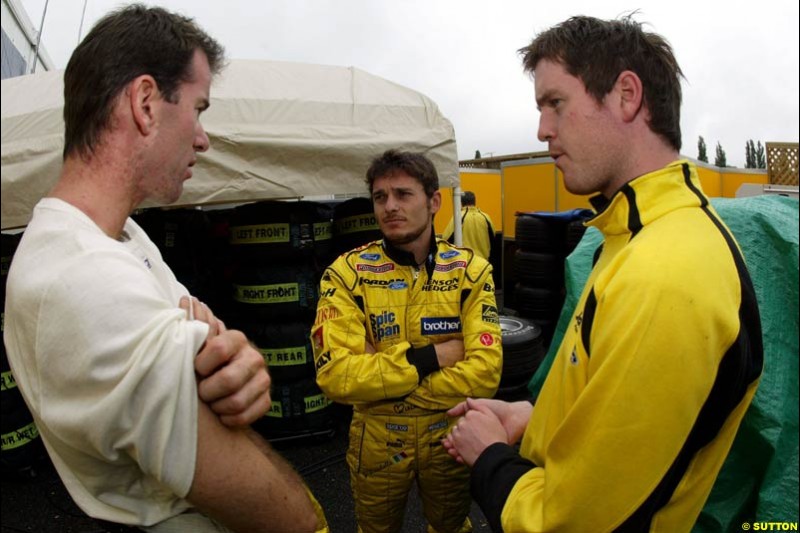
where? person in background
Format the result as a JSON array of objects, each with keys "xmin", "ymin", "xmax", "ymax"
[
  {"xmin": 444, "ymin": 15, "xmax": 762, "ymax": 533},
  {"xmin": 442, "ymin": 191, "xmax": 496, "ymax": 262},
  {"xmin": 311, "ymin": 150, "xmax": 502, "ymax": 533},
  {"xmin": 3, "ymin": 5, "xmax": 325, "ymax": 532}
]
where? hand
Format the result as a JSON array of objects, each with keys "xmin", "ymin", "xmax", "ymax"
[
  {"xmin": 443, "ymin": 401, "xmax": 508, "ymax": 466},
  {"xmin": 434, "ymin": 339, "xmax": 465, "ymax": 368},
  {"xmin": 195, "ymin": 330, "xmax": 271, "ymax": 428},
  {"xmin": 448, "ymin": 397, "xmax": 533, "ymax": 445},
  {"xmin": 180, "ymin": 296, "xmax": 226, "ymax": 342}
]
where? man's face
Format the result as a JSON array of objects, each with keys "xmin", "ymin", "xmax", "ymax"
[
  {"xmin": 534, "ymin": 59, "xmax": 623, "ymax": 198},
  {"xmin": 371, "ymin": 171, "xmax": 440, "ymax": 248},
  {"xmin": 142, "ymin": 49, "xmax": 212, "ymax": 204}
]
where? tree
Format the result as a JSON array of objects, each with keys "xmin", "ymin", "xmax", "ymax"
[
  {"xmin": 697, "ymin": 136, "xmax": 708, "ymax": 163},
  {"xmin": 755, "ymin": 141, "xmax": 766, "ymax": 169},
  {"xmin": 474, "ymin": 150, "xmax": 482, "ymax": 159},
  {"xmin": 715, "ymin": 142, "xmax": 727, "ymax": 167},
  {"xmin": 745, "ymin": 140, "xmax": 755, "ymax": 168}
]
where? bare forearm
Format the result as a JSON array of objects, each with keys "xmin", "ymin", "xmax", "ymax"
[{"xmin": 188, "ymin": 404, "xmax": 319, "ymax": 532}]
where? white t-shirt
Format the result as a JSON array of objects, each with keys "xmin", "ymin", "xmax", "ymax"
[{"xmin": 4, "ymin": 198, "xmax": 209, "ymax": 526}]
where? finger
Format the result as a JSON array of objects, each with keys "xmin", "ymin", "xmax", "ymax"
[
  {"xmin": 446, "ymin": 402, "xmax": 468, "ymax": 417},
  {"xmin": 218, "ymin": 386, "xmax": 272, "ymax": 428},
  {"xmin": 201, "ymin": 361, "xmax": 269, "ymax": 410},
  {"xmin": 194, "ymin": 331, "xmax": 246, "ymax": 377}
]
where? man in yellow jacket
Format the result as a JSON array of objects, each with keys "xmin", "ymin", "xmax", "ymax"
[
  {"xmin": 442, "ymin": 191, "xmax": 496, "ymax": 261},
  {"xmin": 444, "ymin": 15, "xmax": 762, "ymax": 533},
  {"xmin": 311, "ymin": 150, "xmax": 502, "ymax": 532}
]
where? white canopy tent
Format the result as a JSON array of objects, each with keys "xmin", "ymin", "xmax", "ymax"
[{"xmin": 1, "ymin": 59, "xmax": 461, "ymax": 231}]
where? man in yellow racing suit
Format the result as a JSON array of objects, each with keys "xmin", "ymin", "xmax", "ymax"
[{"xmin": 311, "ymin": 150, "xmax": 502, "ymax": 533}]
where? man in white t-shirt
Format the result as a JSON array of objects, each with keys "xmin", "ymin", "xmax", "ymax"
[{"xmin": 3, "ymin": 5, "xmax": 325, "ymax": 532}]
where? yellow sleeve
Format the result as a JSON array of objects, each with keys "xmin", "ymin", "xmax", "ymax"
[{"xmin": 311, "ymin": 264, "xmax": 426, "ymax": 404}]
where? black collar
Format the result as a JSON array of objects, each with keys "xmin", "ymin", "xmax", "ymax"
[{"xmin": 382, "ymin": 228, "xmax": 437, "ymax": 278}]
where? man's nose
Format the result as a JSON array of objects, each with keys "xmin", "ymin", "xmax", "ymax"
[{"xmin": 195, "ymin": 124, "xmax": 210, "ymax": 152}]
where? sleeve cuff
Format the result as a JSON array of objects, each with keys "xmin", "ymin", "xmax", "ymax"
[
  {"xmin": 405, "ymin": 345, "xmax": 439, "ymax": 382},
  {"xmin": 471, "ymin": 442, "xmax": 537, "ymax": 533}
]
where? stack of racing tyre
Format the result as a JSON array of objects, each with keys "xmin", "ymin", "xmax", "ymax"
[
  {"xmin": 495, "ymin": 315, "xmax": 546, "ymax": 401},
  {"xmin": 331, "ymin": 197, "xmax": 381, "ymax": 258},
  {"xmin": 512, "ymin": 211, "xmax": 590, "ymax": 350},
  {"xmin": 225, "ymin": 200, "xmax": 339, "ymax": 441},
  {"xmin": 1, "ymin": 231, "xmax": 46, "ymax": 478}
]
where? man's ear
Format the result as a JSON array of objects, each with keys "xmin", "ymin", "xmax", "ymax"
[
  {"xmin": 129, "ymin": 75, "xmax": 159, "ymax": 135},
  {"xmin": 615, "ymin": 70, "xmax": 645, "ymax": 123},
  {"xmin": 430, "ymin": 190, "xmax": 442, "ymax": 215}
]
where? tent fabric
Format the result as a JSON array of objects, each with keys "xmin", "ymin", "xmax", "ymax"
[
  {"xmin": 1, "ymin": 59, "xmax": 459, "ymax": 229},
  {"xmin": 527, "ymin": 196, "xmax": 799, "ymax": 529}
]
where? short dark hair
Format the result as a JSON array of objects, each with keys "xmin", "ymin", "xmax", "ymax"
[
  {"xmin": 462, "ymin": 191, "xmax": 476, "ymax": 206},
  {"xmin": 365, "ymin": 150, "xmax": 439, "ymax": 198},
  {"xmin": 63, "ymin": 4, "xmax": 225, "ymax": 159},
  {"xmin": 519, "ymin": 15, "xmax": 684, "ymax": 151}
]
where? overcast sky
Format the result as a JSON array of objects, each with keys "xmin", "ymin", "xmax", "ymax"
[{"xmin": 19, "ymin": 0, "xmax": 800, "ymax": 167}]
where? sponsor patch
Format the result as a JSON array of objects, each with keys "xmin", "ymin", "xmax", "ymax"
[
  {"xmin": 420, "ymin": 317, "xmax": 462, "ymax": 335},
  {"xmin": 386, "ymin": 440, "xmax": 404, "ymax": 448},
  {"xmin": 315, "ymin": 306, "xmax": 340, "ymax": 324},
  {"xmin": 427, "ymin": 420, "xmax": 448, "ymax": 432},
  {"xmin": 480, "ymin": 333, "xmax": 494, "ymax": 346},
  {"xmin": 439, "ymin": 250, "xmax": 461, "ymax": 259},
  {"xmin": 369, "ymin": 311, "xmax": 401, "ymax": 342},
  {"xmin": 360, "ymin": 277, "xmax": 405, "ymax": 288},
  {"xmin": 312, "ymin": 327, "xmax": 324, "ymax": 351},
  {"xmin": 434, "ymin": 261, "xmax": 467, "ymax": 272},
  {"xmin": 320, "ymin": 287, "xmax": 336, "ymax": 298},
  {"xmin": 481, "ymin": 304, "xmax": 499, "ymax": 324},
  {"xmin": 483, "ymin": 282, "xmax": 494, "ymax": 292},
  {"xmin": 359, "ymin": 253, "xmax": 381, "ymax": 261},
  {"xmin": 392, "ymin": 403, "xmax": 417, "ymax": 414},
  {"xmin": 422, "ymin": 278, "xmax": 459, "ymax": 292},
  {"xmin": 356, "ymin": 263, "xmax": 395, "ymax": 273},
  {"xmin": 386, "ymin": 423, "xmax": 409, "ymax": 432},
  {"xmin": 315, "ymin": 351, "xmax": 332, "ymax": 371},
  {"xmin": 388, "ymin": 280, "xmax": 408, "ymax": 290}
]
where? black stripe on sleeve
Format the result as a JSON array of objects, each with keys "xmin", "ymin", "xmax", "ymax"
[{"xmin": 471, "ymin": 442, "xmax": 537, "ymax": 533}]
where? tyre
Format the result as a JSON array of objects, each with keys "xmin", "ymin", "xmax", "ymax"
[
  {"xmin": 513, "ymin": 250, "xmax": 563, "ymax": 287},
  {"xmin": 332, "ymin": 198, "xmax": 381, "ymax": 256},
  {"xmin": 229, "ymin": 200, "xmax": 333, "ymax": 262},
  {"xmin": 253, "ymin": 378, "xmax": 337, "ymax": 438},
  {"xmin": 498, "ymin": 315, "xmax": 545, "ymax": 387},
  {"xmin": 240, "ymin": 320, "xmax": 316, "ymax": 382},
  {"xmin": 515, "ymin": 215, "xmax": 563, "ymax": 253},
  {"xmin": 230, "ymin": 262, "xmax": 318, "ymax": 320},
  {"xmin": 513, "ymin": 284, "xmax": 564, "ymax": 321}
]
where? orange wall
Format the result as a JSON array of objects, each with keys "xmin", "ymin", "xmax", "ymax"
[
  {"xmin": 436, "ymin": 170, "xmax": 503, "ymax": 235},
  {"xmin": 448, "ymin": 160, "xmax": 768, "ymax": 239}
]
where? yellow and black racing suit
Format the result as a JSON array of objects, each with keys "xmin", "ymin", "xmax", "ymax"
[{"xmin": 311, "ymin": 235, "xmax": 502, "ymax": 533}]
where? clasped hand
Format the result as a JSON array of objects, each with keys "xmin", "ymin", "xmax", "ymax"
[{"xmin": 180, "ymin": 296, "xmax": 271, "ymax": 428}]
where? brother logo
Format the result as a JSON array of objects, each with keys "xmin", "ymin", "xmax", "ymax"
[{"xmin": 420, "ymin": 317, "xmax": 462, "ymax": 335}]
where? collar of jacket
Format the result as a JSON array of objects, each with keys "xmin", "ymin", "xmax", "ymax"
[
  {"xmin": 586, "ymin": 160, "xmax": 706, "ymax": 237},
  {"xmin": 382, "ymin": 228, "xmax": 437, "ymax": 278}
]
